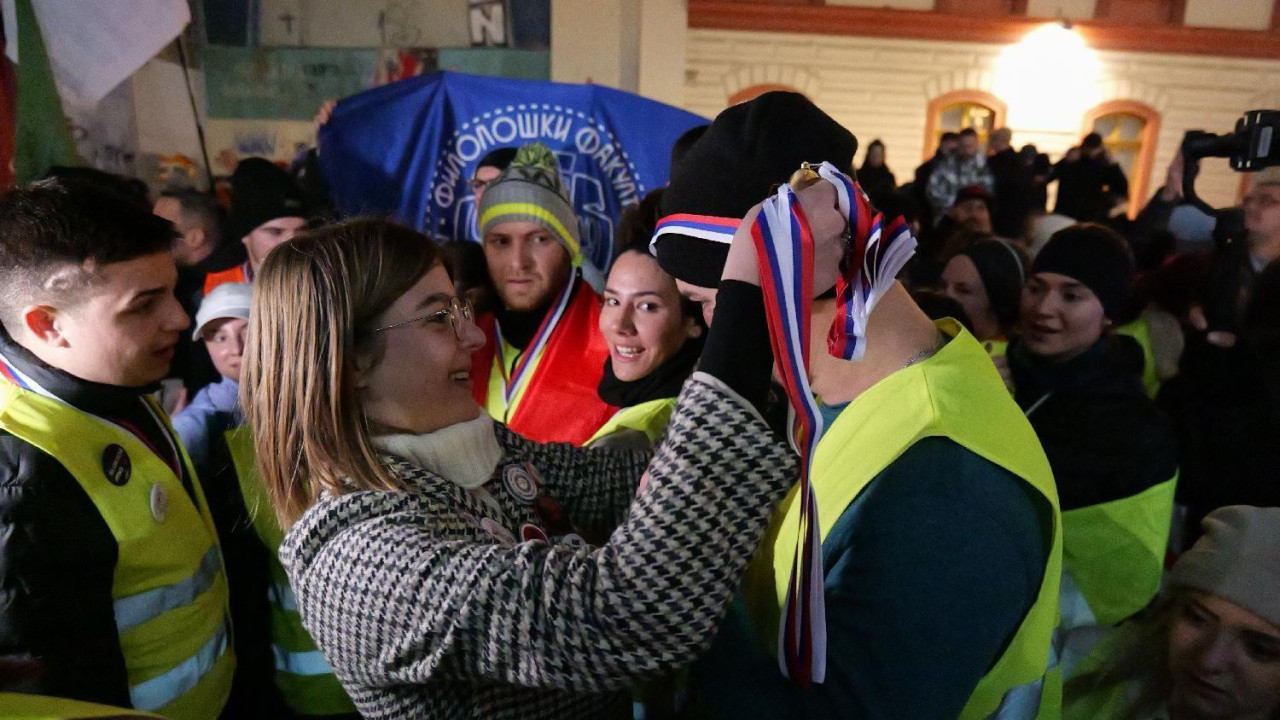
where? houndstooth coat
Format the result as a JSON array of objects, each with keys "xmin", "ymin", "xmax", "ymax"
[{"xmin": 278, "ymin": 375, "xmax": 796, "ymax": 720}]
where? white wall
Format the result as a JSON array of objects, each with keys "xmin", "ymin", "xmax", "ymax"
[
  {"xmin": 551, "ymin": 0, "xmax": 687, "ymax": 108},
  {"xmin": 684, "ymin": 28, "xmax": 1280, "ymax": 208}
]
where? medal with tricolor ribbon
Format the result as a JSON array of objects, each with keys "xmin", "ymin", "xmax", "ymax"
[{"xmin": 750, "ymin": 161, "xmax": 917, "ymax": 687}]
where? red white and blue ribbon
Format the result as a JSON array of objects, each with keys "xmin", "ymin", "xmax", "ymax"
[
  {"xmin": 649, "ymin": 213, "xmax": 739, "ymax": 254},
  {"xmin": 494, "ymin": 276, "xmax": 576, "ymax": 408},
  {"xmin": 751, "ymin": 162, "xmax": 917, "ymax": 687}
]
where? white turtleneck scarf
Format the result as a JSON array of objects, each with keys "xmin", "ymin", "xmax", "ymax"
[{"xmin": 372, "ymin": 411, "xmax": 503, "ymax": 490}]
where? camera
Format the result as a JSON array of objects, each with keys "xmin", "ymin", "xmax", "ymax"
[{"xmin": 1181, "ymin": 110, "xmax": 1280, "ymax": 219}]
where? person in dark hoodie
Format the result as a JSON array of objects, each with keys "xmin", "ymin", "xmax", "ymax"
[
  {"xmin": 857, "ymin": 139, "xmax": 897, "ymax": 209},
  {"xmin": 1006, "ymin": 224, "xmax": 1179, "ymax": 675}
]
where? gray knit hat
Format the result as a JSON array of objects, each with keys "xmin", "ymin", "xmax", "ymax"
[
  {"xmin": 1170, "ymin": 505, "xmax": 1280, "ymax": 628},
  {"xmin": 477, "ymin": 143, "xmax": 581, "ymax": 266}
]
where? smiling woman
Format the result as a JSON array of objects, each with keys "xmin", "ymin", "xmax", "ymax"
[
  {"xmin": 589, "ymin": 247, "xmax": 704, "ymax": 450},
  {"xmin": 241, "ymin": 216, "xmax": 799, "ymax": 720}
]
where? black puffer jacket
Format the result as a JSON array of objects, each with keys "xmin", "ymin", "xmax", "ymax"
[
  {"xmin": 0, "ymin": 331, "xmax": 193, "ymax": 704},
  {"xmin": 1008, "ymin": 335, "xmax": 1178, "ymax": 511}
]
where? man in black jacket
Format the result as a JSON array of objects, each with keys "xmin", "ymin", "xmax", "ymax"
[{"xmin": 0, "ymin": 179, "xmax": 235, "ymax": 717}]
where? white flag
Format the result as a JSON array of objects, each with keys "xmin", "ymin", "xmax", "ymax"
[{"xmin": 28, "ymin": 0, "xmax": 190, "ymax": 110}]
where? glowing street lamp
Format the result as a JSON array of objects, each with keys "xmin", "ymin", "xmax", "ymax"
[{"xmin": 994, "ymin": 22, "xmax": 1101, "ymax": 132}]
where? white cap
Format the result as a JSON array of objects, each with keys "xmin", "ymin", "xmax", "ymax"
[{"xmin": 194, "ymin": 282, "xmax": 252, "ymax": 340}]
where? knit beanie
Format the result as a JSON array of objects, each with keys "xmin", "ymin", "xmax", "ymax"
[
  {"xmin": 228, "ymin": 158, "xmax": 310, "ymax": 239},
  {"xmin": 1170, "ymin": 506, "xmax": 1280, "ymax": 629},
  {"xmin": 1030, "ymin": 223, "xmax": 1133, "ymax": 320},
  {"xmin": 653, "ymin": 92, "xmax": 857, "ymax": 289},
  {"xmin": 960, "ymin": 239, "xmax": 1026, "ymax": 329},
  {"xmin": 478, "ymin": 143, "xmax": 581, "ymax": 266}
]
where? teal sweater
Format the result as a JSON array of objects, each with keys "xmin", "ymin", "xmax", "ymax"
[{"xmin": 691, "ymin": 436, "xmax": 1052, "ymax": 718}]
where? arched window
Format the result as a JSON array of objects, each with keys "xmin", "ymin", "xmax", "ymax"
[
  {"xmin": 923, "ymin": 90, "xmax": 1007, "ymax": 159},
  {"xmin": 727, "ymin": 83, "xmax": 803, "ymax": 106},
  {"xmin": 1084, "ymin": 100, "xmax": 1161, "ymax": 218}
]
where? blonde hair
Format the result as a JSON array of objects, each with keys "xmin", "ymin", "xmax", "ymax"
[{"xmin": 241, "ymin": 218, "xmax": 439, "ymax": 527}]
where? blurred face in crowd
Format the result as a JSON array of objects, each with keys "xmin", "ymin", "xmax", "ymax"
[
  {"xmin": 154, "ymin": 196, "xmax": 208, "ymax": 268},
  {"xmin": 958, "ymin": 134, "xmax": 979, "ymax": 160},
  {"xmin": 942, "ymin": 255, "xmax": 1000, "ymax": 341},
  {"xmin": 674, "ymin": 280, "xmax": 717, "ymax": 329},
  {"xmin": 866, "ymin": 144, "xmax": 885, "ymax": 167},
  {"xmin": 949, "ymin": 198, "xmax": 993, "ymax": 234},
  {"xmin": 1019, "ymin": 272, "xmax": 1107, "ymax": 362},
  {"xmin": 202, "ymin": 317, "xmax": 248, "ymax": 383},
  {"xmin": 24, "ymin": 252, "xmax": 188, "ymax": 387},
  {"xmin": 599, "ymin": 251, "xmax": 701, "ymax": 383},
  {"xmin": 1244, "ymin": 184, "xmax": 1280, "ymax": 251},
  {"xmin": 482, "ymin": 221, "xmax": 572, "ymax": 312},
  {"xmin": 243, "ymin": 216, "xmax": 308, "ymax": 271},
  {"xmin": 940, "ymin": 137, "xmax": 959, "ymax": 157},
  {"xmin": 360, "ymin": 264, "xmax": 485, "ymax": 434},
  {"xmin": 1167, "ymin": 591, "xmax": 1280, "ymax": 720},
  {"xmin": 471, "ymin": 165, "xmax": 503, "ymax": 206}
]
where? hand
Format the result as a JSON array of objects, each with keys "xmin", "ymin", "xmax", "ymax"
[
  {"xmin": 315, "ymin": 99, "xmax": 337, "ymax": 128},
  {"xmin": 1187, "ymin": 305, "xmax": 1208, "ymax": 332},
  {"xmin": 1161, "ymin": 153, "xmax": 1185, "ymax": 202},
  {"xmin": 790, "ymin": 178, "xmax": 847, "ymax": 297},
  {"xmin": 721, "ymin": 204, "xmax": 764, "ymax": 287}
]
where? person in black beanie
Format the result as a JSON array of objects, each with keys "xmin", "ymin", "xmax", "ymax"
[
  {"xmin": 681, "ymin": 92, "xmax": 1060, "ymax": 720},
  {"xmin": 1006, "ymin": 223, "xmax": 1178, "ymax": 675},
  {"xmin": 205, "ymin": 158, "xmax": 312, "ymax": 293},
  {"xmin": 651, "ymin": 91, "xmax": 856, "ymax": 326},
  {"xmin": 941, "ymin": 238, "xmax": 1027, "ymax": 346}
]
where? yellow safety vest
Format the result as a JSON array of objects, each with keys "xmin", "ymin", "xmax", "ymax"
[
  {"xmin": 0, "ymin": 692, "xmax": 166, "ymax": 719},
  {"xmin": 1114, "ymin": 318, "xmax": 1160, "ymax": 399},
  {"xmin": 585, "ymin": 397, "xmax": 676, "ymax": 447},
  {"xmin": 225, "ymin": 427, "xmax": 356, "ymax": 716},
  {"xmin": 0, "ymin": 384, "xmax": 233, "ymax": 720},
  {"xmin": 743, "ymin": 320, "xmax": 1064, "ymax": 720},
  {"xmin": 1060, "ymin": 475, "xmax": 1178, "ymax": 633}
]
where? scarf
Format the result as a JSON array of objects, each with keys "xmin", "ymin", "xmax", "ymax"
[
  {"xmin": 596, "ymin": 336, "xmax": 704, "ymax": 408},
  {"xmin": 372, "ymin": 411, "xmax": 502, "ymax": 490}
]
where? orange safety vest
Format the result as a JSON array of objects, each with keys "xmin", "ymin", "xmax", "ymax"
[
  {"xmin": 203, "ymin": 264, "xmax": 250, "ymax": 295},
  {"xmin": 470, "ymin": 278, "xmax": 616, "ymax": 445}
]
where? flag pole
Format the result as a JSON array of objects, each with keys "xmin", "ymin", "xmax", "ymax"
[{"xmin": 174, "ymin": 35, "xmax": 215, "ymax": 191}]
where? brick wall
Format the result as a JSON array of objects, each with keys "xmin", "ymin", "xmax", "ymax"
[{"xmin": 685, "ymin": 29, "xmax": 1280, "ymax": 208}]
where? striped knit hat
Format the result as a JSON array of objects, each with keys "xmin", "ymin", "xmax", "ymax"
[{"xmin": 478, "ymin": 143, "xmax": 581, "ymax": 265}]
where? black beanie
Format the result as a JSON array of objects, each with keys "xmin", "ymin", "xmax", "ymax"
[
  {"xmin": 1031, "ymin": 224, "xmax": 1134, "ymax": 320},
  {"xmin": 229, "ymin": 158, "xmax": 310, "ymax": 239},
  {"xmin": 654, "ymin": 92, "xmax": 857, "ymax": 289},
  {"xmin": 960, "ymin": 240, "xmax": 1026, "ymax": 329}
]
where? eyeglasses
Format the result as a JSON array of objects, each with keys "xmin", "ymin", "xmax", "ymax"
[{"xmin": 373, "ymin": 297, "xmax": 476, "ymax": 338}]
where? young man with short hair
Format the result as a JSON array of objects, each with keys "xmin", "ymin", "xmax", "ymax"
[
  {"xmin": 469, "ymin": 143, "xmax": 615, "ymax": 445},
  {"xmin": 0, "ymin": 180, "xmax": 235, "ymax": 716}
]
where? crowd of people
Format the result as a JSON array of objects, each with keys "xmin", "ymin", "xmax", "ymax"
[{"xmin": 0, "ymin": 89, "xmax": 1277, "ymax": 720}]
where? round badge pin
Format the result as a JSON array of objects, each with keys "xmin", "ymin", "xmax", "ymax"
[
  {"xmin": 102, "ymin": 444, "xmax": 131, "ymax": 487},
  {"xmin": 520, "ymin": 523, "xmax": 549, "ymax": 543},
  {"xmin": 503, "ymin": 465, "xmax": 538, "ymax": 503},
  {"xmin": 480, "ymin": 518, "xmax": 516, "ymax": 546},
  {"xmin": 560, "ymin": 533, "xmax": 587, "ymax": 549},
  {"xmin": 149, "ymin": 483, "xmax": 169, "ymax": 523}
]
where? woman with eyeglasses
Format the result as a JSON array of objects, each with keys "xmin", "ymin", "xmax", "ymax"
[{"xmin": 241, "ymin": 215, "xmax": 817, "ymax": 720}]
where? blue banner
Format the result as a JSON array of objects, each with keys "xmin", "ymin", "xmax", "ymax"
[{"xmin": 319, "ymin": 71, "xmax": 708, "ymax": 269}]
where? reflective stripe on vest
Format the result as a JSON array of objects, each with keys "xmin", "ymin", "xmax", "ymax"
[
  {"xmin": 586, "ymin": 397, "xmax": 676, "ymax": 447},
  {"xmin": 115, "ymin": 546, "xmax": 221, "ymax": 633},
  {"xmin": 0, "ymin": 384, "xmax": 233, "ymax": 720},
  {"xmin": 226, "ymin": 427, "xmax": 357, "ymax": 716},
  {"xmin": 273, "ymin": 645, "xmax": 337, "ymax": 676},
  {"xmin": 743, "ymin": 321, "xmax": 1063, "ymax": 720},
  {"xmin": 131, "ymin": 623, "xmax": 229, "ymax": 711}
]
